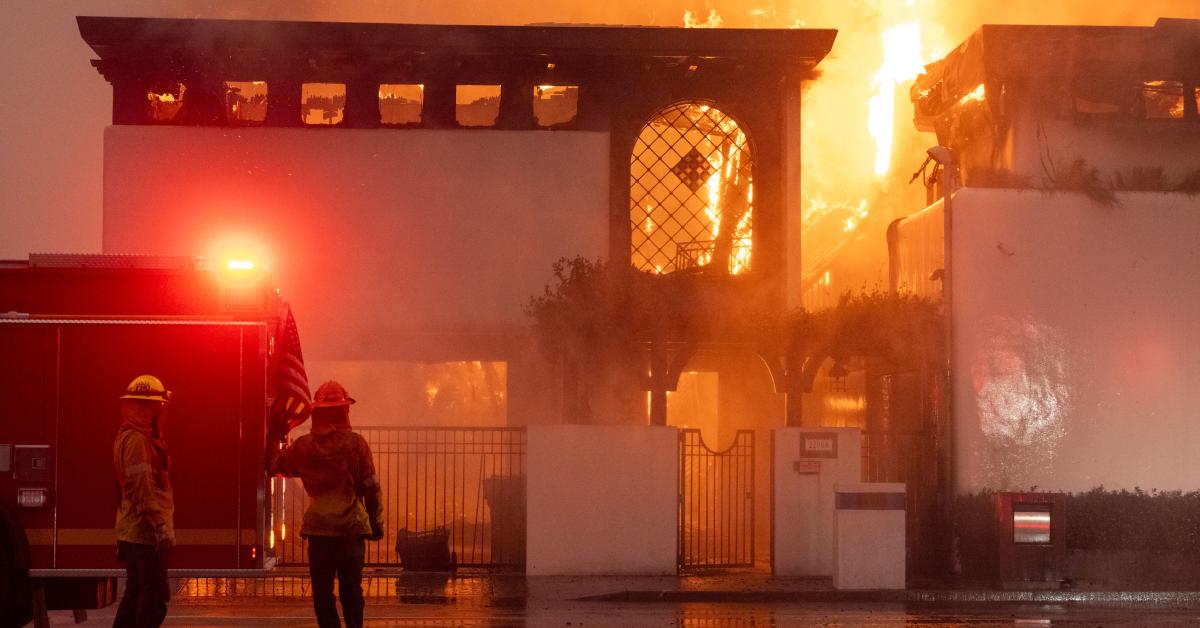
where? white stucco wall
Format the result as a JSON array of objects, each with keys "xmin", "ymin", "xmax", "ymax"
[
  {"xmin": 1008, "ymin": 111, "xmax": 1200, "ymax": 186},
  {"xmin": 526, "ymin": 425, "xmax": 678, "ymax": 575},
  {"xmin": 101, "ymin": 126, "xmax": 610, "ymax": 360},
  {"xmin": 889, "ymin": 198, "xmax": 944, "ymax": 299},
  {"xmin": 950, "ymin": 188, "xmax": 1200, "ymax": 492},
  {"xmin": 772, "ymin": 427, "xmax": 861, "ymax": 576}
]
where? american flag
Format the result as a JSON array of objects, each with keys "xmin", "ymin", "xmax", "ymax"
[{"xmin": 270, "ymin": 306, "xmax": 311, "ymax": 432}]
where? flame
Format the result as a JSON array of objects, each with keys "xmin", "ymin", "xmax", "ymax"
[
  {"xmin": 842, "ymin": 201, "xmax": 870, "ymax": 232},
  {"xmin": 960, "ymin": 83, "xmax": 986, "ymax": 105},
  {"xmin": 683, "ymin": 8, "xmax": 723, "ymax": 28},
  {"xmin": 148, "ymin": 93, "xmax": 177, "ymax": 103},
  {"xmin": 868, "ymin": 21, "xmax": 926, "ymax": 176}
]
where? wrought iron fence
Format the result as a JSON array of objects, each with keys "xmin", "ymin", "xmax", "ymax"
[
  {"xmin": 273, "ymin": 427, "xmax": 526, "ymax": 570},
  {"xmin": 678, "ymin": 429, "xmax": 755, "ymax": 569}
]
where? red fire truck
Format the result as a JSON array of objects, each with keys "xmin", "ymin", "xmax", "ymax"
[{"xmin": 0, "ymin": 254, "xmax": 298, "ymax": 625}]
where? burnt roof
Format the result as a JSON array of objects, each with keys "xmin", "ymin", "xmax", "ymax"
[
  {"xmin": 77, "ymin": 16, "xmax": 836, "ymax": 74},
  {"xmin": 912, "ymin": 19, "xmax": 1200, "ymax": 121}
]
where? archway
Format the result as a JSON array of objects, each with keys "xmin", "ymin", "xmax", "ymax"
[{"xmin": 629, "ymin": 102, "xmax": 754, "ymax": 275}]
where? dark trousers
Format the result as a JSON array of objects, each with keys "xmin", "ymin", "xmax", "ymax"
[
  {"xmin": 112, "ymin": 541, "xmax": 169, "ymax": 628},
  {"xmin": 306, "ymin": 535, "xmax": 365, "ymax": 628}
]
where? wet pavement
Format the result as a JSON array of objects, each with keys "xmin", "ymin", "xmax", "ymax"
[
  {"xmin": 44, "ymin": 599, "xmax": 1200, "ymax": 626},
  {"xmin": 35, "ymin": 571, "xmax": 1200, "ymax": 626}
]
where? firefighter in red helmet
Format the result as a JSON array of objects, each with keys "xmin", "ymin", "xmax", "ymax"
[
  {"xmin": 111, "ymin": 375, "xmax": 175, "ymax": 628},
  {"xmin": 267, "ymin": 381, "xmax": 383, "ymax": 628}
]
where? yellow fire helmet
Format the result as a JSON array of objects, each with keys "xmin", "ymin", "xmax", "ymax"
[{"xmin": 119, "ymin": 374, "xmax": 173, "ymax": 403}]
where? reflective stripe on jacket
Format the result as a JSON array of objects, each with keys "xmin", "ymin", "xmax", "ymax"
[
  {"xmin": 270, "ymin": 430, "xmax": 382, "ymax": 537},
  {"xmin": 113, "ymin": 429, "xmax": 175, "ymax": 545}
]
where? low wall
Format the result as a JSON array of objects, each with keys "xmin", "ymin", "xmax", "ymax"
[{"xmin": 525, "ymin": 425, "xmax": 678, "ymax": 575}]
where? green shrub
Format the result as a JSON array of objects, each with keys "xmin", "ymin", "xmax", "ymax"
[{"xmin": 952, "ymin": 488, "xmax": 1200, "ymax": 566}]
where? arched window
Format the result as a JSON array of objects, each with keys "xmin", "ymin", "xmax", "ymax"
[{"xmin": 630, "ymin": 102, "xmax": 753, "ymax": 275}]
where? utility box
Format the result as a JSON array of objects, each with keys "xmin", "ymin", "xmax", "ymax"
[
  {"xmin": 833, "ymin": 483, "xmax": 906, "ymax": 589},
  {"xmin": 995, "ymin": 492, "xmax": 1066, "ymax": 586}
]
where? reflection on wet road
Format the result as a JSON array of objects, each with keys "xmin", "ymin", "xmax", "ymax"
[{"xmin": 58, "ymin": 601, "xmax": 1200, "ymax": 627}]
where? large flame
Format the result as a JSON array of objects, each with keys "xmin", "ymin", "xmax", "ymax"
[{"xmin": 867, "ymin": 21, "xmax": 926, "ymax": 176}]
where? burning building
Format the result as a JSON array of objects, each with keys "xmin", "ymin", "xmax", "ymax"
[
  {"xmin": 76, "ymin": 16, "xmax": 835, "ymax": 432},
  {"xmin": 893, "ymin": 18, "xmax": 1200, "ymax": 495},
  {"xmin": 76, "ymin": 16, "xmax": 837, "ymax": 571}
]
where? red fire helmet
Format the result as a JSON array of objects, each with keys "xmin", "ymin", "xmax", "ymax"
[{"xmin": 311, "ymin": 380, "xmax": 355, "ymax": 408}]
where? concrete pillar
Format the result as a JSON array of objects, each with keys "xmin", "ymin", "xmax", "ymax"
[{"xmin": 771, "ymin": 427, "xmax": 860, "ymax": 576}]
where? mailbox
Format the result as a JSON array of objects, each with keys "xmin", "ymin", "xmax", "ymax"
[{"xmin": 995, "ymin": 492, "xmax": 1066, "ymax": 585}]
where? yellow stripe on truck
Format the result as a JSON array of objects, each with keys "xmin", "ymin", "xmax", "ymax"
[{"xmin": 25, "ymin": 529, "xmax": 258, "ymax": 545}]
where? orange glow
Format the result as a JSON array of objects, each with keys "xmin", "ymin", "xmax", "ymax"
[
  {"xmin": 868, "ymin": 21, "xmax": 926, "ymax": 176},
  {"xmin": 227, "ymin": 259, "xmax": 255, "ymax": 271},
  {"xmin": 281, "ymin": 522, "xmax": 286, "ymax": 541},
  {"xmin": 959, "ymin": 83, "xmax": 986, "ymax": 105},
  {"xmin": 269, "ymin": 529, "xmax": 275, "ymax": 549}
]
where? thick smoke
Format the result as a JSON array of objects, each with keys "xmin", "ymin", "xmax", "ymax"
[{"xmin": 3, "ymin": 0, "xmax": 1198, "ymax": 260}]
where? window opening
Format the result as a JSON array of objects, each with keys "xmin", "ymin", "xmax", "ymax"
[
  {"xmin": 224, "ymin": 81, "xmax": 268, "ymax": 125},
  {"xmin": 630, "ymin": 102, "xmax": 753, "ymax": 275},
  {"xmin": 146, "ymin": 82, "xmax": 186, "ymax": 123},
  {"xmin": 456, "ymin": 85, "xmax": 501, "ymax": 127},
  {"xmin": 302, "ymin": 83, "xmax": 346, "ymax": 125},
  {"xmin": 1141, "ymin": 80, "xmax": 1185, "ymax": 119},
  {"xmin": 379, "ymin": 84, "xmax": 424, "ymax": 125},
  {"xmin": 533, "ymin": 85, "xmax": 578, "ymax": 127}
]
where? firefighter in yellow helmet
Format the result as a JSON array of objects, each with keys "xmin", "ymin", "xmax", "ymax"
[
  {"xmin": 267, "ymin": 381, "xmax": 383, "ymax": 628},
  {"xmin": 111, "ymin": 375, "xmax": 174, "ymax": 628}
]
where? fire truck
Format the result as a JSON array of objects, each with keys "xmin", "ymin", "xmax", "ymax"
[{"xmin": 0, "ymin": 254, "xmax": 297, "ymax": 625}]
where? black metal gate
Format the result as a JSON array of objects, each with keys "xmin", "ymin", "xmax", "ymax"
[
  {"xmin": 678, "ymin": 429, "xmax": 755, "ymax": 569},
  {"xmin": 274, "ymin": 427, "xmax": 526, "ymax": 570}
]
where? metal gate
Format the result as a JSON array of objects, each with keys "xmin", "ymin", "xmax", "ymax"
[
  {"xmin": 274, "ymin": 427, "xmax": 526, "ymax": 569},
  {"xmin": 678, "ymin": 429, "xmax": 755, "ymax": 569}
]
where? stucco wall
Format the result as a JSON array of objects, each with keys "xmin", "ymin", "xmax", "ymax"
[
  {"xmin": 102, "ymin": 126, "xmax": 610, "ymax": 361},
  {"xmin": 526, "ymin": 425, "xmax": 678, "ymax": 575},
  {"xmin": 1007, "ymin": 112, "xmax": 1200, "ymax": 187},
  {"xmin": 951, "ymin": 188, "xmax": 1200, "ymax": 492},
  {"xmin": 772, "ymin": 427, "xmax": 861, "ymax": 576}
]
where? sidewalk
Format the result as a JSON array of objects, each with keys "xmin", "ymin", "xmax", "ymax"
[{"xmin": 168, "ymin": 569, "xmax": 1200, "ymax": 609}]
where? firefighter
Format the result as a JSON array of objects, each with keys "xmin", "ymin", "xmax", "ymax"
[
  {"xmin": 111, "ymin": 375, "xmax": 175, "ymax": 628},
  {"xmin": 267, "ymin": 381, "xmax": 383, "ymax": 628}
]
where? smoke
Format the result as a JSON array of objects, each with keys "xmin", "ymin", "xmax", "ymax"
[{"xmin": 3, "ymin": 0, "xmax": 1199, "ymax": 267}]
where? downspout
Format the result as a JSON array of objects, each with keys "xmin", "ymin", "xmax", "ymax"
[{"xmin": 927, "ymin": 146, "xmax": 958, "ymax": 510}]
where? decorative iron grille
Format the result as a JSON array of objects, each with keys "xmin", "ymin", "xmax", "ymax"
[{"xmin": 630, "ymin": 102, "xmax": 754, "ymax": 275}]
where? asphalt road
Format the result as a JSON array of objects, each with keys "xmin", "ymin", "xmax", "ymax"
[{"xmin": 41, "ymin": 600, "xmax": 1200, "ymax": 627}]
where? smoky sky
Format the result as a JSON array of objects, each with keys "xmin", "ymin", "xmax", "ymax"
[{"xmin": 1, "ymin": 0, "xmax": 1196, "ymax": 259}]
